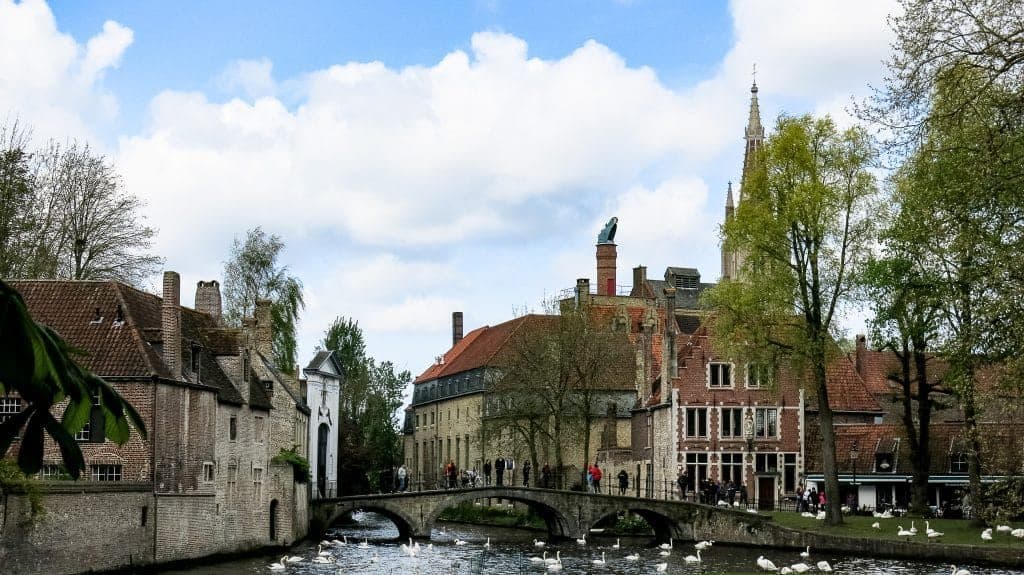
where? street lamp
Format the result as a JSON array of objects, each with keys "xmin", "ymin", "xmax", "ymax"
[{"xmin": 849, "ymin": 441, "xmax": 860, "ymax": 486}]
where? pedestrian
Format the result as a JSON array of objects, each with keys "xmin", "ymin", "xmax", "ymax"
[
  {"xmin": 740, "ymin": 483, "xmax": 748, "ymax": 505},
  {"xmin": 618, "ymin": 469, "xmax": 629, "ymax": 495},
  {"xmin": 591, "ymin": 462, "xmax": 603, "ymax": 494},
  {"xmin": 495, "ymin": 457, "xmax": 506, "ymax": 486},
  {"xmin": 397, "ymin": 464, "xmax": 407, "ymax": 492},
  {"xmin": 819, "ymin": 490, "xmax": 827, "ymax": 510},
  {"xmin": 541, "ymin": 462, "xmax": 551, "ymax": 489},
  {"xmin": 523, "ymin": 460, "xmax": 532, "ymax": 487},
  {"xmin": 809, "ymin": 486, "xmax": 819, "ymax": 512},
  {"xmin": 728, "ymin": 481, "xmax": 737, "ymax": 506},
  {"xmin": 483, "ymin": 460, "xmax": 492, "ymax": 486},
  {"xmin": 677, "ymin": 470, "xmax": 687, "ymax": 500}
]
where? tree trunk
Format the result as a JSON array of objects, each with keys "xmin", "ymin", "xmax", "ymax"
[
  {"xmin": 911, "ymin": 345, "xmax": 931, "ymax": 515},
  {"xmin": 813, "ymin": 342, "xmax": 843, "ymax": 526}
]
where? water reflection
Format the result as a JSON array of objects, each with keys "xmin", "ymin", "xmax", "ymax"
[{"xmin": 159, "ymin": 512, "xmax": 1024, "ymax": 575}]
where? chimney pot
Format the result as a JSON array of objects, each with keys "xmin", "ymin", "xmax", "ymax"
[
  {"xmin": 195, "ymin": 280, "xmax": 222, "ymax": 324},
  {"xmin": 254, "ymin": 299, "xmax": 273, "ymax": 359}
]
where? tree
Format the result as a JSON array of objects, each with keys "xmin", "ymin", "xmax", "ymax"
[
  {"xmin": 0, "ymin": 121, "xmax": 34, "ymax": 279},
  {"xmin": 222, "ymin": 227, "xmax": 304, "ymax": 373},
  {"xmin": 318, "ymin": 318, "xmax": 410, "ymax": 495},
  {"xmin": 703, "ymin": 114, "xmax": 879, "ymax": 525},
  {"xmin": 859, "ymin": 253, "xmax": 944, "ymax": 516},
  {"xmin": 0, "ymin": 280, "xmax": 146, "ymax": 478}
]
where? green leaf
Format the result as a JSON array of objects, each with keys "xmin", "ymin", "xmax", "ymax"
[
  {"xmin": 17, "ymin": 409, "xmax": 46, "ymax": 476},
  {"xmin": 43, "ymin": 410, "xmax": 85, "ymax": 480}
]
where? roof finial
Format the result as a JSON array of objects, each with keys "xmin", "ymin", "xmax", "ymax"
[{"xmin": 751, "ymin": 63, "xmax": 758, "ymax": 93}]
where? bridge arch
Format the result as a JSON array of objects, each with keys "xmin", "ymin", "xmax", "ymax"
[
  {"xmin": 313, "ymin": 499, "xmax": 421, "ymax": 540},
  {"xmin": 423, "ymin": 488, "xmax": 576, "ymax": 540},
  {"xmin": 585, "ymin": 501, "xmax": 695, "ymax": 543}
]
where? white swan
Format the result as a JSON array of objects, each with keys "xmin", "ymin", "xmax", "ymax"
[
  {"xmin": 790, "ymin": 563, "xmax": 810, "ymax": 573},
  {"xmin": 996, "ymin": 524, "xmax": 1012, "ymax": 533},
  {"xmin": 897, "ymin": 525, "xmax": 914, "ymax": 537},
  {"xmin": 534, "ymin": 539, "xmax": 546, "ymax": 548},
  {"xmin": 871, "ymin": 521, "xmax": 881, "ymax": 529},
  {"xmin": 625, "ymin": 553, "xmax": 640, "ymax": 561},
  {"xmin": 358, "ymin": 538, "xmax": 370, "ymax": 549},
  {"xmin": 284, "ymin": 556, "xmax": 303, "ymax": 563},
  {"xmin": 453, "ymin": 538, "xmax": 468, "ymax": 546},
  {"xmin": 268, "ymin": 556, "xmax": 287, "ymax": 570},
  {"xmin": 816, "ymin": 560, "xmax": 832, "ymax": 572},
  {"xmin": 659, "ymin": 537, "xmax": 673, "ymax": 550},
  {"xmin": 757, "ymin": 555, "xmax": 779, "ymax": 571},
  {"xmin": 981, "ymin": 528, "xmax": 993, "ymax": 541},
  {"xmin": 592, "ymin": 551, "xmax": 606, "ymax": 565},
  {"xmin": 370, "ymin": 552, "xmax": 379, "ymax": 563},
  {"xmin": 312, "ymin": 555, "xmax": 334, "ymax": 564},
  {"xmin": 530, "ymin": 551, "xmax": 547, "ymax": 563},
  {"xmin": 951, "ymin": 566, "xmax": 971, "ymax": 575},
  {"xmin": 317, "ymin": 544, "xmax": 331, "ymax": 556},
  {"xmin": 909, "ymin": 521, "xmax": 918, "ymax": 535},
  {"xmin": 576, "ymin": 534, "xmax": 587, "ymax": 545},
  {"xmin": 780, "ymin": 567, "xmax": 793, "ymax": 575},
  {"xmin": 483, "ymin": 537, "xmax": 491, "ymax": 549},
  {"xmin": 695, "ymin": 540, "xmax": 714, "ymax": 550},
  {"xmin": 1011, "ymin": 528, "xmax": 1024, "ymax": 538},
  {"xmin": 800, "ymin": 545, "xmax": 810, "ymax": 558},
  {"xmin": 545, "ymin": 551, "xmax": 561, "ymax": 565},
  {"xmin": 547, "ymin": 561, "xmax": 562, "ymax": 572},
  {"xmin": 684, "ymin": 550, "xmax": 702, "ymax": 563},
  {"xmin": 611, "ymin": 538, "xmax": 620, "ymax": 549},
  {"xmin": 655, "ymin": 562, "xmax": 668, "ymax": 572},
  {"xmin": 659, "ymin": 548, "xmax": 671, "ymax": 557}
]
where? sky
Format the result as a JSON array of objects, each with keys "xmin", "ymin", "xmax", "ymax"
[{"xmin": 1, "ymin": 0, "xmax": 898, "ymax": 385}]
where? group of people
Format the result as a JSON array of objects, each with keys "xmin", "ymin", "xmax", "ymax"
[
  {"xmin": 797, "ymin": 484, "xmax": 826, "ymax": 513},
  {"xmin": 692, "ymin": 477, "xmax": 748, "ymax": 506},
  {"xmin": 586, "ymin": 462, "xmax": 603, "ymax": 492}
]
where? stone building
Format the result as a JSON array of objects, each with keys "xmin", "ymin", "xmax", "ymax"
[
  {"xmin": 402, "ymin": 312, "xmax": 636, "ymax": 490},
  {"xmin": 303, "ymin": 351, "xmax": 342, "ymax": 499},
  {"xmin": 1, "ymin": 272, "xmax": 310, "ymax": 575}
]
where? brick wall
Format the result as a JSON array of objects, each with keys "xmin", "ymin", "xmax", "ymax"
[{"xmin": 0, "ymin": 485, "xmax": 154, "ymax": 575}]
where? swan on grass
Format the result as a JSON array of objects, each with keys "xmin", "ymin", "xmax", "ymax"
[
  {"xmin": 897, "ymin": 525, "xmax": 914, "ymax": 537},
  {"xmin": 789, "ymin": 563, "xmax": 810, "ymax": 573},
  {"xmin": 996, "ymin": 524, "xmax": 1012, "ymax": 533},
  {"xmin": 981, "ymin": 528, "xmax": 993, "ymax": 541},
  {"xmin": 780, "ymin": 568, "xmax": 792, "ymax": 575},
  {"xmin": 1012, "ymin": 528, "xmax": 1024, "ymax": 538},
  {"xmin": 683, "ymin": 550, "xmax": 702, "ymax": 563},
  {"xmin": 757, "ymin": 555, "xmax": 779, "ymax": 571},
  {"xmin": 871, "ymin": 522, "xmax": 881, "ymax": 529},
  {"xmin": 909, "ymin": 521, "xmax": 918, "ymax": 535}
]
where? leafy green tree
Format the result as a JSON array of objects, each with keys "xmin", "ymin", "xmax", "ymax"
[
  {"xmin": 0, "ymin": 280, "xmax": 146, "ymax": 478},
  {"xmin": 703, "ymin": 114, "xmax": 879, "ymax": 525},
  {"xmin": 222, "ymin": 227, "xmax": 304, "ymax": 373},
  {"xmin": 319, "ymin": 318, "xmax": 409, "ymax": 494},
  {"xmin": 0, "ymin": 121, "xmax": 35, "ymax": 279}
]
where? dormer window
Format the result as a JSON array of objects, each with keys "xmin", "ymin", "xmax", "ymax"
[{"xmin": 875, "ymin": 453, "xmax": 895, "ymax": 473}]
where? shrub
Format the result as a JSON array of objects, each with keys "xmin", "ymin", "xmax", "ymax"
[{"xmin": 272, "ymin": 446, "xmax": 311, "ymax": 483}]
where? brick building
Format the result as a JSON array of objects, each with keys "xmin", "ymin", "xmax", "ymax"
[{"xmin": 1, "ymin": 272, "xmax": 310, "ymax": 575}]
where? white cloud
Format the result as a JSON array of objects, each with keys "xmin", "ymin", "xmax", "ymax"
[
  {"xmin": 0, "ymin": 0, "xmax": 131, "ymax": 142},
  {"xmin": 217, "ymin": 58, "xmax": 277, "ymax": 100}
]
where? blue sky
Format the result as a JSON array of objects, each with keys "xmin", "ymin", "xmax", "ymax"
[{"xmin": 2, "ymin": 0, "xmax": 898, "ymax": 381}]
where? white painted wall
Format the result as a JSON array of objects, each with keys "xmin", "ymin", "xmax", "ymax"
[{"xmin": 305, "ymin": 358, "xmax": 341, "ymax": 499}]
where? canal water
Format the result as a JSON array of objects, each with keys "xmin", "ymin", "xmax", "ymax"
[{"xmin": 160, "ymin": 512, "xmax": 1024, "ymax": 575}]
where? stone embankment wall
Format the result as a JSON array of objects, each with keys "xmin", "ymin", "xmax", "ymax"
[
  {"xmin": 690, "ymin": 507, "xmax": 1024, "ymax": 568},
  {"xmin": 0, "ymin": 483, "xmax": 155, "ymax": 575}
]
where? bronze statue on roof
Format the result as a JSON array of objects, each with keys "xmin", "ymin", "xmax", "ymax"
[{"xmin": 598, "ymin": 216, "xmax": 618, "ymax": 244}]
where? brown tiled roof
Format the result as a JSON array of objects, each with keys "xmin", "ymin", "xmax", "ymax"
[
  {"xmin": 414, "ymin": 325, "xmax": 488, "ymax": 383},
  {"xmin": 818, "ymin": 355, "xmax": 883, "ymax": 414}
]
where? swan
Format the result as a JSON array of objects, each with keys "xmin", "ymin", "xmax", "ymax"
[
  {"xmin": 483, "ymin": 537, "xmax": 491, "ymax": 549},
  {"xmin": 399, "ymin": 543, "xmax": 416, "ymax": 557},
  {"xmin": 268, "ymin": 556, "xmax": 287, "ymax": 570},
  {"xmin": 817, "ymin": 560, "xmax": 832, "ymax": 571},
  {"xmin": 684, "ymin": 550, "xmax": 702, "ymax": 563},
  {"xmin": 800, "ymin": 545, "xmax": 810, "ymax": 558},
  {"xmin": 625, "ymin": 553, "xmax": 640, "ymax": 561},
  {"xmin": 655, "ymin": 563, "xmax": 668, "ymax": 572},
  {"xmin": 547, "ymin": 561, "xmax": 562, "ymax": 572},
  {"xmin": 815, "ymin": 511, "xmax": 826, "ymax": 520},
  {"xmin": 576, "ymin": 534, "xmax": 587, "ymax": 545},
  {"xmin": 871, "ymin": 522, "xmax": 881, "ymax": 529},
  {"xmin": 611, "ymin": 538, "xmax": 620, "ymax": 549},
  {"xmin": 1011, "ymin": 528, "xmax": 1024, "ymax": 538},
  {"xmin": 592, "ymin": 552, "xmax": 606, "ymax": 565},
  {"xmin": 312, "ymin": 555, "xmax": 334, "ymax": 564},
  {"xmin": 545, "ymin": 551, "xmax": 561, "ymax": 565},
  {"xmin": 695, "ymin": 540, "xmax": 714, "ymax": 550},
  {"xmin": 897, "ymin": 525, "xmax": 914, "ymax": 536},
  {"xmin": 757, "ymin": 555, "xmax": 779, "ymax": 571},
  {"xmin": 530, "ymin": 551, "xmax": 547, "ymax": 563},
  {"xmin": 951, "ymin": 566, "xmax": 971, "ymax": 575},
  {"xmin": 370, "ymin": 553, "xmax": 379, "ymax": 563},
  {"xmin": 909, "ymin": 521, "xmax": 918, "ymax": 535},
  {"xmin": 320, "ymin": 539, "xmax": 333, "ymax": 547},
  {"xmin": 358, "ymin": 538, "xmax": 370, "ymax": 549},
  {"xmin": 453, "ymin": 538, "xmax": 468, "ymax": 546},
  {"xmin": 534, "ymin": 539, "xmax": 546, "ymax": 548},
  {"xmin": 659, "ymin": 548, "xmax": 671, "ymax": 557},
  {"xmin": 317, "ymin": 544, "xmax": 331, "ymax": 556},
  {"xmin": 659, "ymin": 537, "xmax": 674, "ymax": 550},
  {"xmin": 330, "ymin": 538, "xmax": 344, "ymax": 546},
  {"xmin": 284, "ymin": 556, "xmax": 303, "ymax": 563},
  {"xmin": 996, "ymin": 524, "xmax": 1012, "ymax": 533},
  {"xmin": 780, "ymin": 568, "xmax": 793, "ymax": 575},
  {"xmin": 790, "ymin": 563, "xmax": 810, "ymax": 573},
  {"xmin": 928, "ymin": 529, "xmax": 944, "ymax": 538},
  {"xmin": 981, "ymin": 528, "xmax": 993, "ymax": 541}
]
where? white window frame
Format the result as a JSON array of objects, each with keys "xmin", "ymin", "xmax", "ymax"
[
  {"xmin": 721, "ymin": 452, "xmax": 743, "ymax": 484},
  {"xmin": 91, "ymin": 464, "xmax": 122, "ymax": 481},
  {"xmin": 202, "ymin": 462, "xmax": 215, "ymax": 483},
  {"xmin": 746, "ymin": 363, "xmax": 770, "ymax": 388},
  {"xmin": 0, "ymin": 396, "xmax": 22, "ymax": 424},
  {"xmin": 755, "ymin": 408, "xmax": 778, "ymax": 439},
  {"xmin": 707, "ymin": 362, "xmax": 733, "ymax": 388},
  {"xmin": 685, "ymin": 407, "xmax": 708, "ymax": 438},
  {"xmin": 720, "ymin": 407, "xmax": 744, "ymax": 438}
]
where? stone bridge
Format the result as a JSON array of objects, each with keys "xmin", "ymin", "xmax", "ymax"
[{"xmin": 311, "ymin": 487, "xmax": 773, "ymax": 543}]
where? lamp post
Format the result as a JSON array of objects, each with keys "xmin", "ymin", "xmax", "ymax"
[{"xmin": 849, "ymin": 441, "xmax": 860, "ymax": 486}]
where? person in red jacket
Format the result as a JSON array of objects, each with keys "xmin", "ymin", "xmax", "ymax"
[{"xmin": 590, "ymin": 462, "xmax": 603, "ymax": 494}]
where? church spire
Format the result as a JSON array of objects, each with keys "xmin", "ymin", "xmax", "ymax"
[
  {"xmin": 741, "ymin": 75, "xmax": 764, "ymax": 187},
  {"xmin": 722, "ymin": 181, "xmax": 736, "ymax": 280}
]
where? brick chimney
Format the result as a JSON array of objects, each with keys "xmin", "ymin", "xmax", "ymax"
[
  {"xmin": 195, "ymin": 280, "xmax": 222, "ymax": 324},
  {"xmin": 855, "ymin": 334, "xmax": 867, "ymax": 375},
  {"xmin": 631, "ymin": 266, "xmax": 647, "ymax": 297},
  {"xmin": 664, "ymin": 287, "xmax": 677, "ymax": 379},
  {"xmin": 596, "ymin": 243, "xmax": 617, "ymax": 296},
  {"xmin": 575, "ymin": 278, "xmax": 591, "ymax": 308},
  {"xmin": 452, "ymin": 312, "xmax": 464, "ymax": 346},
  {"xmin": 254, "ymin": 299, "xmax": 273, "ymax": 359},
  {"xmin": 162, "ymin": 271, "xmax": 182, "ymax": 379}
]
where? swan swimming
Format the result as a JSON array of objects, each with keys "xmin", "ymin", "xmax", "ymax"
[
  {"xmin": 592, "ymin": 552, "xmax": 606, "ymax": 565},
  {"xmin": 268, "ymin": 556, "xmax": 287, "ymax": 570},
  {"xmin": 684, "ymin": 550, "xmax": 702, "ymax": 563}
]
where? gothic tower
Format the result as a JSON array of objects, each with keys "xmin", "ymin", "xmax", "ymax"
[{"xmin": 721, "ymin": 79, "xmax": 764, "ymax": 281}]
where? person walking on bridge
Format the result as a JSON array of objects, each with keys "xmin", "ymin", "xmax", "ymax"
[
  {"xmin": 590, "ymin": 463, "xmax": 603, "ymax": 494},
  {"xmin": 522, "ymin": 460, "xmax": 532, "ymax": 487},
  {"xmin": 483, "ymin": 460, "xmax": 492, "ymax": 486},
  {"xmin": 617, "ymin": 469, "xmax": 628, "ymax": 495},
  {"xmin": 495, "ymin": 457, "xmax": 506, "ymax": 486}
]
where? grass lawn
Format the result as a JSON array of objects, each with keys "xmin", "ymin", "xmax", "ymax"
[{"xmin": 769, "ymin": 512, "xmax": 1024, "ymax": 547}]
